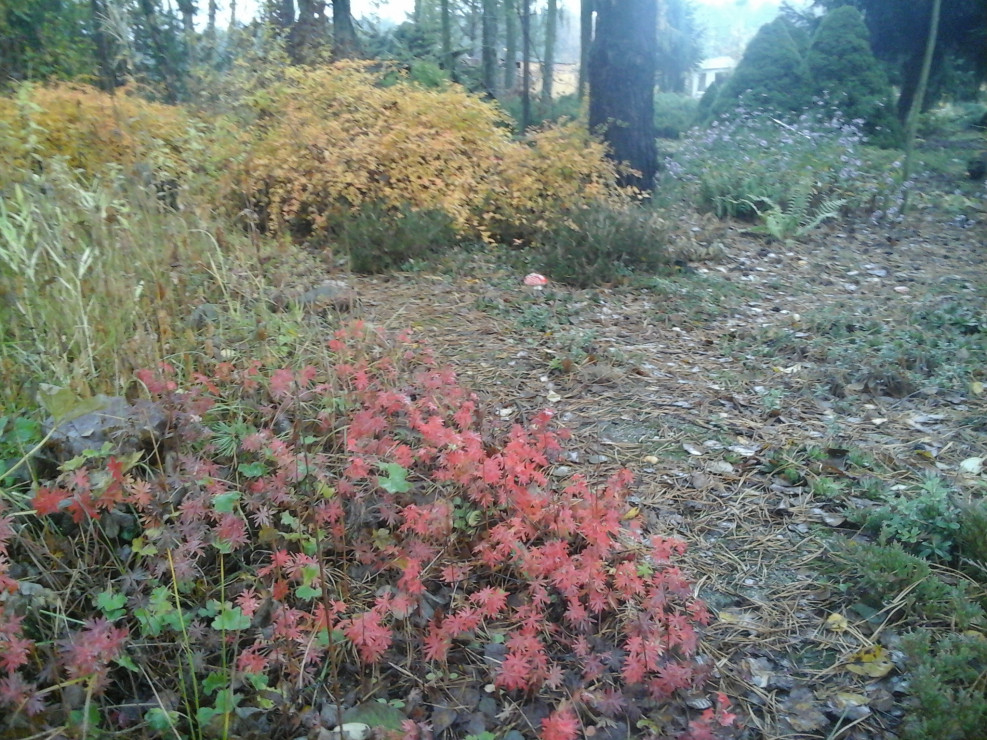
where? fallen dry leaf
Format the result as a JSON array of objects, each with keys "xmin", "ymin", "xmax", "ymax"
[
  {"xmin": 825, "ymin": 613, "xmax": 849, "ymax": 632},
  {"xmin": 844, "ymin": 645, "xmax": 894, "ymax": 678}
]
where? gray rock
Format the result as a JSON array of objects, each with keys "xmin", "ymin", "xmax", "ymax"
[
  {"xmin": 44, "ymin": 395, "xmax": 168, "ymax": 462},
  {"xmin": 188, "ymin": 303, "xmax": 221, "ymax": 329}
]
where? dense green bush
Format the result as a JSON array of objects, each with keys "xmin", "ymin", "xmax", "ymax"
[
  {"xmin": 654, "ymin": 92, "xmax": 698, "ymax": 138},
  {"xmin": 336, "ymin": 201, "xmax": 459, "ymax": 273},
  {"xmin": 705, "ymin": 9, "xmax": 903, "ymax": 147},
  {"xmin": 807, "ymin": 6, "xmax": 901, "ymax": 147},
  {"xmin": 708, "ymin": 17, "xmax": 811, "ymax": 119},
  {"xmin": 530, "ymin": 203, "xmax": 672, "ymax": 287}
]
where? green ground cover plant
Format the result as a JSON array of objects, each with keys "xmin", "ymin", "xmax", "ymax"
[
  {"xmin": 657, "ymin": 104, "xmax": 908, "ymax": 227},
  {"xmin": 741, "ymin": 289, "xmax": 987, "ymax": 400}
]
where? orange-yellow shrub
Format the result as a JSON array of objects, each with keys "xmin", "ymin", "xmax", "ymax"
[
  {"xmin": 230, "ymin": 62, "xmax": 512, "ymax": 233},
  {"xmin": 230, "ymin": 62, "xmax": 634, "ymax": 244},
  {"xmin": 479, "ymin": 122, "xmax": 626, "ymax": 243},
  {"xmin": 0, "ymin": 83, "xmax": 197, "ymax": 184}
]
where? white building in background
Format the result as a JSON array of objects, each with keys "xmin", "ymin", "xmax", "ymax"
[{"xmin": 688, "ymin": 56, "xmax": 736, "ymax": 98}]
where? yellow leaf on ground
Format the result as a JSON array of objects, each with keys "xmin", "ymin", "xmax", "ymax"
[
  {"xmin": 825, "ymin": 613, "xmax": 849, "ymax": 632},
  {"xmin": 844, "ymin": 645, "xmax": 894, "ymax": 678},
  {"xmin": 831, "ymin": 691, "xmax": 870, "ymax": 710}
]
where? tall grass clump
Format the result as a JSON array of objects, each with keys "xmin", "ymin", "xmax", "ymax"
[
  {"xmin": 657, "ymin": 103, "xmax": 910, "ymax": 227},
  {"xmin": 0, "ymin": 168, "xmax": 196, "ymax": 403},
  {"xmin": 0, "ymin": 162, "xmax": 317, "ymax": 412}
]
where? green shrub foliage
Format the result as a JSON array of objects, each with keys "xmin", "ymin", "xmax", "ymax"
[
  {"xmin": 709, "ymin": 18, "xmax": 811, "ymax": 119},
  {"xmin": 338, "ymin": 201, "xmax": 458, "ymax": 273},
  {"xmin": 531, "ymin": 203, "xmax": 672, "ymax": 287},
  {"xmin": 807, "ymin": 6, "xmax": 901, "ymax": 147}
]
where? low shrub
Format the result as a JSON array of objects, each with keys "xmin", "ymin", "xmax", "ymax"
[
  {"xmin": 229, "ymin": 61, "xmax": 511, "ymax": 236},
  {"xmin": 658, "ymin": 104, "xmax": 909, "ymax": 226},
  {"xmin": 956, "ymin": 499, "xmax": 987, "ymax": 576},
  {"xmin": 0, "ymin": 323, "xmax": 735, "ymax": 739},
  {"xmin": 850, "ymin": 474, "xmax": 961, "ymax": 561},
  {"xmin": 828, "ymin": 540, "xmax": 984, "ymax": 629},
  {"xmin": 479, "ymin": 122, "xmax": 626, "ymax": 246},
  {"xmin": 899, "ymin": 631, "xmax": 987, "ymax": 740},
  {"xmin": 530, "ymin": 203, "xmax": 672, "ymax": 287},
  {"xmin": 229, "ymin": 64, "xmax": 628, "ymax": 252},
  {"xmin": 336, "ymin": 201, "xmax": 459, "ymax": 273},
  {"xmin": 654, "ymin": 92, "xmax": 698, "ymax": 139}
]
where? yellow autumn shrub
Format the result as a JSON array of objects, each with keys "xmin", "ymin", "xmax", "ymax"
[
  {"xmin": 0, "ymin": 83, "xmax": 197, "ymax": 186},
  {"xmin": 230, "ymin": 62, "xmax": 633, "ymax": 244},
  {"xmin": 230, "ymin": 62, "xmax": 511, "ymax": 234},
  {"xmin": 479, "ymin": 122, "xmax": 626, "ymax": 244}
]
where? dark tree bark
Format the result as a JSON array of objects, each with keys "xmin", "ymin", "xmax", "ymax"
[
  {"xmin": 901, "ymin": 0, "xmax": 941, "ymax": 215},
  {"xmin": 521, "ymin": 0, "xmax": 531, "ymax": 130},
  {"xmin": 289, "ymin": 0, "xmax": 329, "ymax": 63},
  {"xmin": 482, "ymin": 0, "xmax": 499, "ymax": 96},
  {"xmin": 503, "ymin": 0, "xmax": 518, "ymax": 91},
  {"xmin": 332, "ymin": 0, "xmax": 359, "ymax": 58},
  {"xmin": 440, "ymin": 0, "xmax": 454, "ymax": 79},
  {"xmin": 176, "ymin": 0, "xmax": 195, "ymax": 37},
  {"xmin": 90, "ymin": 0, "xmax": 119, "ymax": 91},
  {"xmin": 271, "ymin": 0, "xmax": 294, "ymax": 31},
  {"xmin": 588, "ymin": 0, "xmax": 658, "ymax": 190},
  {"xmin": 137, "ymin": 0, "xmax": 181, "ymax": 101},
  {"xmin": 578, "ymin": 0, "xmax": 593, "ymax": 100},
  {"xmin": 540, "ymin": 0, "xmax": 557, "ymax": 104},
  {"xmin": 205, "ymin": 0, "xmax": 217, "ymax": 47},
  {"xmin": 175, "ymin": 0, "xmax": 197, "ymax": 63}
]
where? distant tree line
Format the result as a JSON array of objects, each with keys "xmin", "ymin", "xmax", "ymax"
[{"xmin": 1, "ymin": 0, "xmax": 981, "ymax": 190}]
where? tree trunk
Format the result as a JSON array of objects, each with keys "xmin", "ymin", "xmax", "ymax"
[
  {"xmin": 175, "ymin": 0, "xmax": 197, "ymax": 63},
  {"xmin": 90, "ymin": 0, "xmax": 119, "ymax": 91},
  {"xmin": 578, "ymin": 0, "xmax": 593, "ymax": 100},
  {"xmin": 441, "ymin": 0, "xmax": 455, "ymax": 80},
  {"xmin": 482, "ymin": 0, "xmax": 499, "ymax": 96},
  {"xmin": 901, "ymin": 0, "xmax": 941, "ymax": 215},
  {"xmin": 521, "ymin": 0, "xmax": 531, "ymax": 130},
  {"xmin": 206, "ymin": 0, "xmax": 218, "ymax": 47},
  {"xmin": 588, "ymin": 0, "xmax": 658, "ymax": 190},
  {"xmin": 332, "ymin": 0, "xmax": 359, "ymax": 58},
  {"xmin": 291, "ymin": 0, "xmax": 329, "ymax": 63},
  {"xmin": 503, "ymin": 0, "xmax": 517, "ymax": 91},
  {"xmin": 137, "ymin": 0, "xmax": 180, "ymax": 102},
  {"xmin": 541, "ymin": 0, "xmax": 557, "ymax": 105},
  {"xmin": 271, "ymin": 0, "xmax": 294, "ymax": 31}
]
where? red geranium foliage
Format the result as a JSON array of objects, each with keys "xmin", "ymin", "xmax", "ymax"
[{"xmin": 4, "ymin": 322, "xmax": 733, "ymax": 738}]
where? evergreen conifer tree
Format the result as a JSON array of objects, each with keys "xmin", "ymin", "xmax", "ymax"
[
  {"xmin": 807, "ymin": 6, "xmax": 901, "ymax": 146},
  {"xmin": 709, "ymin": 17, "xmax": 810, "ymax": 119}
]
